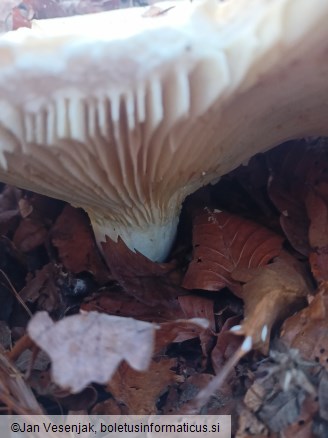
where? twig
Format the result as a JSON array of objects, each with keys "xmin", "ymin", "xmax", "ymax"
[{"xmin": 0, "ymin": 269, "xmax": 32, "ymax": 318}]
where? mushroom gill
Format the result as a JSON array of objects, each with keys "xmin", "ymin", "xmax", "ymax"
[{"xmin": 0, "ymin": 0, "xmax": 327, "ymax": 261}]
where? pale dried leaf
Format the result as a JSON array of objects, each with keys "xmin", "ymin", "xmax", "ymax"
[
  {"xmin": 28, "ymin": 311, "xmax": 157, "ymax": 393},
  {"xmin": 281, "ymin": 286, "xmax": 328, "ymax": 371},
  {"xmin": 231, "ymin": 255, "xmax": 308, "ymax": 353}
]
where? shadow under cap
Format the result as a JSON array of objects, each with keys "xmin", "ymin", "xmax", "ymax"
[{"xmin": 0, "ymin": 0, "xmax": 327, "ymax": 261}]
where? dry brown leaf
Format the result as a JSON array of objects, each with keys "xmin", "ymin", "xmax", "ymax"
[
  {"xmin": 267, "ymin": 142, "xmax": 311, "ymax": 256},
  {"xmin": 183, "ymin": 209, "xmax": 283, "ymax": 295},
  {"xmin": 268, "ymin": 139, "xmax": 328, "ymax": 256},
  {"xmin": 178, "ymin": 295, "xmax": 215, "ymax": 331},
  {"xmin": 280, "ymin": 286, "xmax": 328, "ymax": 371},
  {"xmin": 154, "ymin": 318, "xmax": 209, "ymax": 354},
  {"xmin": 178, "ymin": 295, "xmax": 216, "ymax": 357},
  {"xmin": 306, "ymin": 190, "xmax": 328, "ymax": 249},
  {"xmin": 231, "ymin": 255, "xmax": 309, "ymax": 353},
  {"xmin": 51, "ymin": 205, "xmax": 109, "ymax": 284},
  {"xmin": 180, "ymin": 256, "xmax": 310, "ymax": 411},
  {"xmin": 236, "ymin": 408, "xmax": 270, "ymax": 438},
  {"xmin": 305, "ymin": 189, "xmax": 328, "ymax": 282},
  {"xmin": 211, "ymin": 315, "xmax": 242, "ymax": 374},
  {"xmin": 13, "ymin": 217, "xmax": 48, "ymax": 252},
  {"xmin": 102, "ymin": 236, "xmax": 185, "ymax": 306},
  {"xmin": 91, "ymin": 397, "xmax": 126, "ymax": 415},
  {"xmin": 107, "ymin": 358, "xmax": 177, "ymax": 414},
  {"xmin": 19, "ymin": 264, "xmax": 61, "ymax": 314},
  {"xmin": 281, "ymin": 395, "xmax": 318, "ymax": 438},
  {"xmin": 242, "ymin": 346, "xmax": 319, "ymax": 436},
  {"xmin": 27, "ymin": 311, "xmax": 157, "ymax": 393},
  {"xmin": 81, "ymin": 288, "xmax": 185, "ymax": 323}
]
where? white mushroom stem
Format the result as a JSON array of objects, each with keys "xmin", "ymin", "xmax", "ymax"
[
  {"xmin": 90, "ymin": 210, "xmax": 179, "ymax": 262},
  {"xmin": 0, "ymin": 0, "xmax": 327, "ymax": 261}
]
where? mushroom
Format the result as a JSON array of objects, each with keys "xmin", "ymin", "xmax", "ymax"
[{"xmin": 0, "ymin": 0, "xmax": 327, "ymax": 261}]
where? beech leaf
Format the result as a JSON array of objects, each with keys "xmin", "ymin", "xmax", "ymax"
[
  {"xmin": 107, "ymin": 359, "xmax": 177, "ymax": 414},
  {"xmin": 280, "ymin": 286, "xmax": 328, "ymax": 370},
  {"xmin": 230, "ymin": 255, "xmax": 309, "ymax": 353},
  {"xmin": 102, "ymin": 236, "xmax": 184, "ymax": 305},
  {"xmin": 27, "ymin": 311, "xmax": 157, "ymax": 393},
  {"xmin": 183, "ymin": 209, "xmax": 283, "ymax": 295}
]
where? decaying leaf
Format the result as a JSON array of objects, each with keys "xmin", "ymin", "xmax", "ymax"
[
  {"xmin": 51, "ymin": 205, "xmax": 109, "ymax": 284},
  {"xmin": 107, "ymin": 358, "xmax": 177, "ymax": 414},
  {"xmin": 177, "ymin": 295, "xmax": 216, "ymax": 357},
  {"xmin": 82, "ymin": 293, "xmax": 212, "ymax": 340},
  {"xmin": 81, "ymin": 288, "xmax": 185, "ymax": 323},
  {"xmin": 231, "ymin": 254, "xmax": 309, "ymax": 353},
  {"xmin": 282, "ymin": 396, "xmax": 318, "ymax": 438},
  {"xmin": 305, "ymin": 189, "xmax": 328, "ymax": 283},
  {"xmin": 211, "ymin": 315, "xmax": 242, "ymax": 374},
  {"xmin": 27, "ymin": 311, "xmax": 157, "ymax": 393},
  {"xmin": 243, "ymin": 346, "xmax": 320, "ymax": 436},
  {"xmin": 267, "ymin": 142, "xmax": 312, "ymax": 256},
  {"xmin": 183, "ymin": 209, "xmax": 283, "ymax": 295},
  {"xmin": 20, "ymin": 264, "xmax": 64, "ymax": 314},
  {"xmin": 102, "ymin": 236, "xmax": 184, "ymax": 305},
  {"xmin": 178, "ymin": 295, "xmax": 215, "ymax": 331},
  {"xmin": 236, "ymin": 407, "xmax": 270, "ymax": 438},
  {"xmin": 154, "ymin": 318, "xmax": 209, "ymax": 354},
  {"xmin": 268, "ymin": 139, "xmax": 328, "ymax": 257},
  {"xmin": 281, "ymin": 286, "xmax": 328, "ymax": 371},
  {"xmin": 13, "ymin": 218, "xmax": 48, "ymax": 253}
]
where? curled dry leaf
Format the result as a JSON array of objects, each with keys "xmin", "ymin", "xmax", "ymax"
[
  {"xmin": 305, "ymin": 189, "xmax": 328, "ymax": 283},
  {"xmin": 183, "ymin": 209, "xmax": 283, "ymax": 295},
  {"xmin": 102, "ymin": 236, "xmax": 184, "ymax": 306},
  {"xmin": 154, "ymin": 318, "xmax": 209, "ymax": 354},
  {"xmin": 178, "ymin": 295, "xmax": 216, "ymax": 357},
  {"xmin": 19, "ymin": 264, "xmax": 61, "ymax": 314},
  {"xmin": 27, "ymin": 311, "xmax": 157, "ymax": 393},
  {"xmin": 267, "ymin": 141, "xmax": 311, "ymax": 256},
  {"xmin": 280, "ymin": 285, "xmax": 328, "ymax": 371},
  {"xmin": 231, "ymin": 255, "xmax": 309, "ymax": 354},
  {"xmin": 211, "ymin": 315, "xmax": 242, "ymax": 374}
]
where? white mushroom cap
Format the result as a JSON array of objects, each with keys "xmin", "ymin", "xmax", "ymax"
[{"xmin": 0, "ymin": 0, "xmax": 327, "ymax": 261}]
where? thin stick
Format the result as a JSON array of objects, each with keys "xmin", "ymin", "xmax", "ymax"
[{"xmin": 0, "ymin": 269, "xmax": 32, "ymax": 318}]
